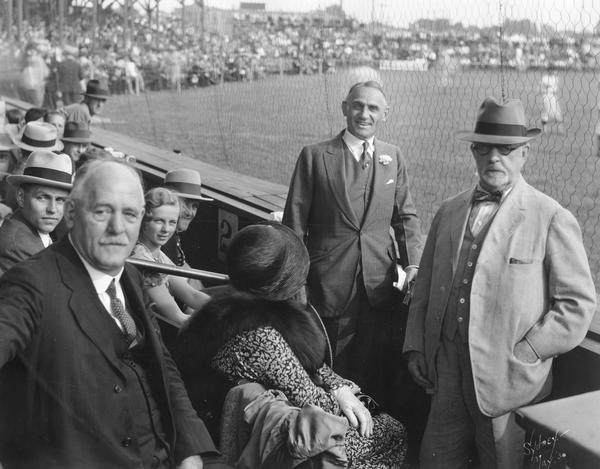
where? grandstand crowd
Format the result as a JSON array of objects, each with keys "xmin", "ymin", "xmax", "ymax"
[{"xmin": 2, "ymin": 7, "xmax": 599, "ymax": 101}]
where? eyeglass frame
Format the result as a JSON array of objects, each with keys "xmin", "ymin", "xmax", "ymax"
[{"xmin": 470, "ymin": 142, "xmax": 527, "ymax": 156}]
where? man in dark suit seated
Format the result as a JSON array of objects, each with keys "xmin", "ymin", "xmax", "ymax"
[
  {"xmin": 0, "ymin": 159, "xmax": 226, "ymax": 468},
  {"xmin": 0, "ymin": 150, "xmax": 73, "ymax": 275}
]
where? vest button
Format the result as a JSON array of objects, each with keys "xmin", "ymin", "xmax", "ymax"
[
  {"xmin": 122, "ymin": 437, "xmax": 132, "ymax": 447},
  {"xmin": 467, "ymin": 261, "xmax": 473, "ymax": 267},
  {"xmin": 457, "ymin": 317, "xmax": 464, "ymax": 323},
  {"xmin": 462, "ymin": 279, "xmax": 469, "ymax": 284},
  {"xmin": 459, "ymin": 298, "xmax": 466, "ymax": 304},
  {"xmin": 472, "ymin": 244, "xmax": 478, "ymax": 250},
  {"xmin": 113, "ymin": 385, "xmax": 122, "ymax": 393}
]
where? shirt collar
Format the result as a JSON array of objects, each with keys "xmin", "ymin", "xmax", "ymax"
[
  {"xmin": 68, "ymin": 234, "xmax": 124, "ymax": 295},
  {"xmin": 38, "ymin": 232, "xmax": 52, "ymax": 248},
  {"xmin": 342, "ymin": 130, "xmax": 374, "ymax": 159}
]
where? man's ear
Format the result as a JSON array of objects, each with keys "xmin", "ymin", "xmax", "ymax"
[
  {"xmin": 15, "ymin": 187, "xmax": 25, "ymax": 208},
  {"xmin": 63, "ymin": 199, "xmax": 76, "ymax": 229},
  {"xmin": 341, "ymin": 100, "xmax": 347, "ymax": 116},
  {"xmin": 382, "ymin": 105, "xmax": 389, "ymax": 122},
  {"xmin": 522, "ymin": 144, "xmax": 530, "ymax": 161}
]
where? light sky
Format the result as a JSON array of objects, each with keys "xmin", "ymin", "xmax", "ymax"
[{"xmin": 162, "ymin": 0, "xmax": 600, "ymax": 32}]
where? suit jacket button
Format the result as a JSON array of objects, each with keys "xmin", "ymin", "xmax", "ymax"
[
  {"xmin": 122, "ymin": 437, "xmax": 132, "ymax": 447},
  {"xmin": 113, "ymin": 385, "xmax": 122, "ymax": 393}
]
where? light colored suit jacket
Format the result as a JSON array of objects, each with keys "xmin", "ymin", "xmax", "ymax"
[
  {"xmin": 403, "ymin": 176, "xmax": 596, "ymax": 417},
  {"xmin": 283, "ymin": 132, "xmax": 423, "ymax": 317}
]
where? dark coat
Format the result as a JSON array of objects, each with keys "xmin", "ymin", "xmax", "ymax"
[
  {"xmin": 0, "ymin": 237, "xmax": 217, "ymax": 468},
  {"xmin": 0, "ymin": 211, "xmax": 45, "ymax": 275},
  {"xmin": 283, "ymin": 132, "xmax": 424, "ymax": 317}
]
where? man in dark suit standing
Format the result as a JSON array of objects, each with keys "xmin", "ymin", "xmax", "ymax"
[
  {"xmin": 0, "ymin": 150, "xmax": 73, "ymax": 275},
  {"xmin": 0, "ymin": 160, "xmax": 223, "ymax": 468},
  {"xmin": 56, "ymin": 45, "xmax": 83, "ymax": 106},
  {"xmin": 283, "ymin": 81, "xmax": 424, "ymax": 411}
]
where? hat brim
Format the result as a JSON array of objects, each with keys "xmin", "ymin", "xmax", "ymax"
[
  {"xmin": 7, "ymin": 174, "xmax": 72, "ymax": 190},
  {"xmin": 455, "ymin": 128, "xmax": 541, "ymax": 144},
  {"xmin": 14, "ymin": 140, "xmax": 64, "ymax": 152},
  {"xmin": 172, "ymin": 190, "xmax": 213, "ymax": 201},
  {"xmin": 82, "ymin": 93, "xmax": 108, "ymax": 100}
]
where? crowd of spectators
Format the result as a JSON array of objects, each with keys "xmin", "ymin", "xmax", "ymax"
[{"xmin": 1, "ymin": 7, "xmax": 599, "ymax": 102}]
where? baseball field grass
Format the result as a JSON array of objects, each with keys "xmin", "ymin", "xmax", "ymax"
[{"xmin": 102, "ymin": 68, "xmax": 600, "ymax": 281}]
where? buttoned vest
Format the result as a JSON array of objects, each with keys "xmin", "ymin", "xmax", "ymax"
[{"xmin": 442, "ymin": 215, "xmax": 495, "ymax": 342}]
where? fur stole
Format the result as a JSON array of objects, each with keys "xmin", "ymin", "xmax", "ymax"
[{"xmin": 176, "ymin": 291, "xmax": 328, "ymax": 377}]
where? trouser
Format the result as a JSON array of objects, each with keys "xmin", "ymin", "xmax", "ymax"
[{"xmin": 420, "ymin": 335, "xmax": 524, "ymax": 469}]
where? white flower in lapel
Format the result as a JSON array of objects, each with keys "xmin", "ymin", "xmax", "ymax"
[{"xmin": 378, "ymin": 154, "xmax": 392, "ymax": 166}]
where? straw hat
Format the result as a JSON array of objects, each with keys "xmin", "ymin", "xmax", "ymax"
[
  {"xmin": 455, "ymin": 97, "xmax": 541, "ymax": 144},
  {"xmin": 163, "ymin": 168, "xmax": 212, "ymax": 201},
  {"xmin": 8, "ymin": 150, "xmax": 73, "ymax": 190},
  {"xmin": 10, "ymin": 121, "xmax": 64, "ymax": 152},
  {"xmin": 62, "ymin": 121, "xmax": 92, "ymax": 144}
]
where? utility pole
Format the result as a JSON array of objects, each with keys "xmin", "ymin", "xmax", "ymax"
[
  {"xmin": 92, "ymin": 0, "xmax": 98, "ymax": 53},
  {"xmin": 6, "ymin": 0, "xmax": 14, "ymax": 43},
  {"xmin": 16, "ymin": 0, "xmax": 23, "ymax": 44},
  {"xmin": 58, "ymin": 0, "xmax": 65, "ymax": 46},
  {"xmin": 181, "ymin": 0, "xmax": 186, "ymax": 41}
]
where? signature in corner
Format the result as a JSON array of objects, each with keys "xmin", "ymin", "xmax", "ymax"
[{"xmin": 523, "ymin": 429, "xmax": 570, "ymax": 468}]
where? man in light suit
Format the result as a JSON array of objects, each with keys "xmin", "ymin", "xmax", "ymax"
[
  {"xmin": 283, "ymin": 81, "xmax": 424, "ymax": 412},
  {"xmin": 0, "ymin": 150, "xmax": 73, "ymax": 275},
  {"xmin": 0, "ymin": 160, "xmax": 227, "ymax": 468},
  {"xmin": 404, "ymin": 97, "xmax": 596, "ymax": 468}
]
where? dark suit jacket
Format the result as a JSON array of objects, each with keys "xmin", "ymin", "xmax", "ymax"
[
  {"xmin": 0, "ymin": 238, "xmax": 217, "ymax": 468},
  {"xmin": 283, "ymin": 132, "xmax": 424, "ymax": 317},
  {"xmin": 56, "ymin": 57, "xmax": 83, "ymax": 93},
  {"xmin": 0, "ymin": 211, "xmax": 44, "ymax": 275}
]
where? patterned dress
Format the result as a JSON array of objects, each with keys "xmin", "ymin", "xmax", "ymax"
[
  {"xmin": 212, "ymin": 325, "xmax": 407, "ymax": 468},
  {"xmin": 131, "ymin": 242, "xmax": 174, "ymax": 289}
]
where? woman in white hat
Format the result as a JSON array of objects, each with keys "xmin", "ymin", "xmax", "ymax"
[{"xmin": 131, "ymin": 187, "xmax": 210, "ymax": 326}]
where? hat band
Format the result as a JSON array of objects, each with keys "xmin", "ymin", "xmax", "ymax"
[
  {"xmin": 24, "ymin": 167, "xmax": 72, "ymax": 184},
  {"xmin": 21, "ymin": 134, "xmax": 56, "ymax": 148},
  {"xmin": 166, "ymin": 181, "xmax": 202, "ymax": 196},
  {"xmin": 474, "ymin": 122, "xmax": 527, "ymax": 137}
]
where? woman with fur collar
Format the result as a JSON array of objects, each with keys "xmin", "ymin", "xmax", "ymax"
[{"xmin": 175, "ymin": 222, "xmax": 407, "ymax": 468}]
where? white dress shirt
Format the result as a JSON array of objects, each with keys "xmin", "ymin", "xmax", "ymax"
[{"xmin": 342, "ymin": 129, "xmax": 374, "ymax": 162}]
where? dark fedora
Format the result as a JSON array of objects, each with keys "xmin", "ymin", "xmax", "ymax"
[
  {"xmin": 227, "ymin": 222, "xmax": 310, "ymax": 301},
  {"xmin": 8, "ymin": 150, "xmax": 73, "ymax": 190},
  {"xmin": 82, "ymin": 79, "xmax": 110, "ymax": 100},
  {"xmin": 62, "ymin": 121, "xmax": 91, "ymax": 144},
  {"xmin": 456, "ymin": 97, "xmax": 541, "ymax": 144},
  {"xmin": 163, "ymin": 168, "xmax": 212, "ymax": 201}
]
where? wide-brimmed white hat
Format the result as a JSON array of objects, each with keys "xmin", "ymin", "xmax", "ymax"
[
  {"xmin": 163, "ymin": 168, "xmax": 212, "ymax": 201},
  {"xmin": 455, "ymin": 97, "xmax": 541, "ymax": 144},
  {"xmin": 8, "ymin": 150, "xmax": 73, "ymax": 189},
  {"xmin": 10, "ymin": 121, "xmax": 64, "ymax": 152}
]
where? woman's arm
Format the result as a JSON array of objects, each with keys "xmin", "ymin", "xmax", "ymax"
[
  {"xmin": 167, "ymin": 275, "xmax": 210, "ymax": 312},
  {"xmin": 145, "ymin": 283, "xmax": 189, "ymax": 326},
  {"xmin": 213, "ymin": 327, "xmax": 342, "ymax": 414}
]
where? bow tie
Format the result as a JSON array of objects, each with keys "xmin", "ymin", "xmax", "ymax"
[{"xmin": 471, "ymin": 188, "xmax": 503, "ymax": 204}]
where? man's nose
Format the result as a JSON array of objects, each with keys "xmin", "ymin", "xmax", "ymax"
[
  {"xmin": 46, "ymin": 199, "xmax": 57, "ymax": 213},
  {"xmin": 108, "ymin": 213, "xmax": 125, "ymax": 233}
]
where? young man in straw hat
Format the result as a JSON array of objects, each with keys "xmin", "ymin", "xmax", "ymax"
[
  {"xmin": 0, "ymin": 150, "xmax": 73, "ymax": 275},
  {"xmin": 9, "ymin": 121, "xmax": 64, "ymax": 159},
  {"xmin": 403, "ymin": 97, "xmax": 596, "ymax": 468}
]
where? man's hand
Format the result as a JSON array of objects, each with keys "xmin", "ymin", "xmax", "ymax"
[
  {"xmin": 514, "ymin": 339, "xmax": 539, "ymax": 364},
  {"xmin": 331, "ymin": 385, "xmax": 373, "ymax": 437},
  {"xmin": 407, "ymin": 351, "xmax": 433, "ymax": 390},
  {"xmin": 403, "ymin": 266, "xmax": 419, "ymax": 291},
  {"xmin": 177, "ymin": 455, "xmax": 203, "ymax": 469}
]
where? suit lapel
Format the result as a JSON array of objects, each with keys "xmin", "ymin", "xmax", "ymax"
[
  {"xmin": 323, "ymin": 134, "xmax": 360, "ymax": 229},
  {"xmin": 362, "ymin": 139, "xmax": 388, "ymax": 227},
  {"xmin": 57, "ymin": 240, "xmax": 124, "ymax": 375},
  {"xmin": 485, "ymin": 177, "xmax": 527, "ymax": 246}
]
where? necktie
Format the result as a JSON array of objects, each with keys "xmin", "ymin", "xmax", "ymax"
[
  {"xmin": 361, "ymin": 141, "xmax": 370, "ymax": 169},
  {"xmin": 471, "ymin": 188, "xmax": 503, "ymax": 204},
  {"xmin": 175, "ymin": 232, "xmax": 186, "ymax": 266},
  {"xmin": 106, "ymin": 279, "xmax": 137, "ymax": 345}
]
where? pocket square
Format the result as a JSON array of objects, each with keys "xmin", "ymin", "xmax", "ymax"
[
  {"xmin": 509, "ymin": 257, "xmax": 533, "ymax": 264},
  {"xmin": 385, "ymin": 179, "xmax": 394, "ymax": 185}
]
